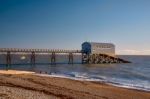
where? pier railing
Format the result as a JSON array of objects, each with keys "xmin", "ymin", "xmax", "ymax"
[{"xmin": 0, "ymin": 48, "xmax": 81, "ymax": 53}]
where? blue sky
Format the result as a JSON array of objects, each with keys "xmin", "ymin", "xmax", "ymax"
[{"xmin": 0, "ymin": 0, "xmax": 150, "ymax": 55}]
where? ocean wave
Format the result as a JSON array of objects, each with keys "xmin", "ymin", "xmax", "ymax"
[{"xmin": 34, "ymin": 72, "xmax": 150, "ymax": 92}]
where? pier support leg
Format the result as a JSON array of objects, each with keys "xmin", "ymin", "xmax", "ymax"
[
  {"xmin": 51, "ymin": 52, "xmax": 56, "ymax": 65},
  {"xmin": 6, "ymin": 51, "xmax": 11, "ymax": 69},
  {"xmin": 30, "ymin": 51, "xmax": 35, "ymax": 65},
  {"xmin": 68, "ymin": 53, "xmax": 73, "ymax": 64},
  {"xmin": 82, "ymin": 53, "xmax": 89, "ymax": 64}
]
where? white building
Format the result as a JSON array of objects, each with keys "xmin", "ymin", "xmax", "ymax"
[{"xmin": 82, "ymin": 42, "xmax": 115, "ymax": 56}]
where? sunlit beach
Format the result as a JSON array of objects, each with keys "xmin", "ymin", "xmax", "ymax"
[{"xmin": 0, "ymin": 0, "xmax": 150, "ymax": 99}]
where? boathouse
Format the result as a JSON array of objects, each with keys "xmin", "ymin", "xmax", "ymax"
[{"xmin": 82, "ymin": 42, "xmax": 115, "ymax": 56}]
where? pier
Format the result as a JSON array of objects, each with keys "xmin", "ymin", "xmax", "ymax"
[
  {"xmin": 0, "ymin": 48, "xmax": 81, "ymax": 65},
  {"xmin": 0, "ymin": 48, "xmax": 130, "ymax": 65}
]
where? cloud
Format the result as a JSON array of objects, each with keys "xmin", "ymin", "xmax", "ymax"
[
  {"xmin": 143, "ymin": 50, "xmax": 150, "ymax": 52},
  {"xmin": 117, "ymin": 49, "xmax": 150, "ymax": 55}
]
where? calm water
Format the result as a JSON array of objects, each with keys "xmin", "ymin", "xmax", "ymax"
[{"xmin": 0, "ymin": 54, "xmax": 150, "ymax": 91}]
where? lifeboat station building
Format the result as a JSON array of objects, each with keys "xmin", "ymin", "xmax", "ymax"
[{"xmin": 82, "ymin": 42, "xmax": 115, "ymax": 56}]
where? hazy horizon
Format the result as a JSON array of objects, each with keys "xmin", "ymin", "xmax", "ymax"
[{"xmin": 1, "ymin": 0, "xmax": 150, "ymax": 55}]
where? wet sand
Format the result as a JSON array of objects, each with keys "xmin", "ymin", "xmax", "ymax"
[
  {"xmin": 0, "ymin": 70, "xmax": 35, "ymax": 74},
  {"xmin": 0, "ymin": 70, "xmax": 150, "ymax": 99}
]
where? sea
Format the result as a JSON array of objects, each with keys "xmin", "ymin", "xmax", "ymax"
[{"xmin": 0, "ymin": 54, "xmax": 150, "ymax": 92}]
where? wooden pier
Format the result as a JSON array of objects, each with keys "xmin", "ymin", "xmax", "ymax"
[{"xmin": 0, "ymin": 48, "xmax": 130, "ymax": 65}]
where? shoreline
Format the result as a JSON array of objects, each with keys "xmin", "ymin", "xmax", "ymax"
[
  {"xmin": 1, "ymin": 70, "xmax": 150, "ymax": 91},
  {"xmin": 0, "ymin": 70, "xmax": 150, "ymax": 99},
  {"xmin": 0, "ymin": 70, "xmax": 150, "ymax": 92},
  {"xmin": 34, "ymin": 73, "xmax": 150, "ymax": 92}
]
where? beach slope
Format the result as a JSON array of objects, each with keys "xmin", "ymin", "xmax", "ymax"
[{"xmin": 0, "ymin": 70, "xmax": 149, "ymax": 99}]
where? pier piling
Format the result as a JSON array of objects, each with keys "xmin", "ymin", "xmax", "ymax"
[
  {"xmin": 51, "ymin": 52, "xmax": 56, "ymax": 65},
  {"xmin": 30, "ymin": 51, "xmax": 35, "ymax": 65},
  {"xmin": 6, "ymin": 51, "xmax": 11, "ymax": 66},
  {"xmin": 68, "ymin": 53, "xmax": 73, "ymax": 64},
  {"xmin": 82, "ymin": 53, "xmax": 90, "ymax": 64}
]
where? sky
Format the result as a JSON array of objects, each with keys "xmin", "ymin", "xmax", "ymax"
[{"xmin": 0, "ymin": 0, "xmax": 150, "ymax": 55}]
